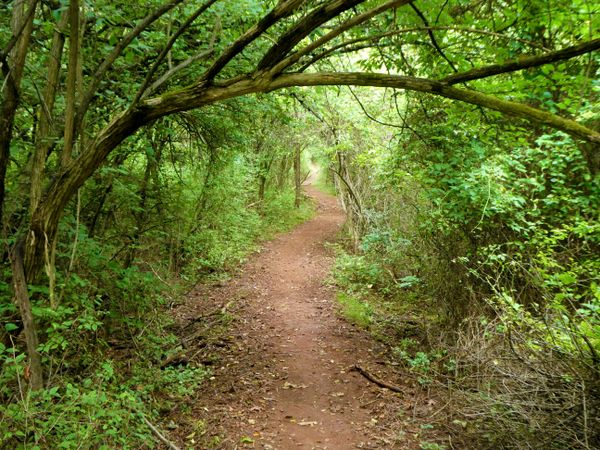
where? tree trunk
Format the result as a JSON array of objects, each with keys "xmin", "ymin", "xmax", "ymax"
[
  {"xmin": 62, "ymin": 0, "xmax": 80, "ymax": 166},
  {"xmin": 11, "ymin": 240, "xmax": 43, "ymax": 390},
  {"xmin": 124, "ymin": 140, "xmax": 162, "ymax": 268},
  {"xmin": 294, "ymin": 146, "xmax": 302, "ymax": 208},
  {"xmin": 276, "ymin": 156, "xmax": 291, "ymax": 189},
  {"xmin": 258, "ymin": 173, "xmax": 267, "ymax": 202},
  {"xmin": 85, "ymin": 152, "xmax": 130, "ymax": 237},
  {"xmin": 30, "ymin": 10, "xmax": 69, "ymax": 215}
]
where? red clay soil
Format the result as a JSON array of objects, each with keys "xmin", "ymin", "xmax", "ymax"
[{"xmin": 171, "ymin": 186, "xmax": 444, "ymax": 449}]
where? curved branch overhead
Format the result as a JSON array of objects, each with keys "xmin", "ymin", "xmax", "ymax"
[
  {"xmin": 442, "ymin": 38, "xmax": 600, "ymax": 85},
  {"xmin": 256, "ymin": 0, "xmax": 367, "ymax": 71},
  {"xmin": 267, "ymin": 72, "xmax": 600, "ymax": 144},
  {"xmin": 7, "ymin": 0, "xmax": 599, "ymax": 279}
]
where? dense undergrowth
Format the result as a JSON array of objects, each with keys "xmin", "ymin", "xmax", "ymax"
[{"xmin": 326, "ymin": 94, "xmax": 599, "ymax": 448}]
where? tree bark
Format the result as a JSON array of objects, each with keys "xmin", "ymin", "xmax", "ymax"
[
  {"xmin": 125, "ymin": 136, "xmax": 162, "ymax": 268},
  {"xmin": 62, "ymin": 0, "xmax": 80, "ymax": 166},
  {"xmin": 11, "ymin": 240, "xmax": 43, "ymax": 390},
  {"xmin": 30, "ymin": 10, "xmax": 69, "ymax": 215},
  {"xmin": 442, "ymin": 38, "xmax": 600, "ymax": 85}
]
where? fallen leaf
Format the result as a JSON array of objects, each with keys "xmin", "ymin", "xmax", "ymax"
[
  {"xmin": 283, "ymin": 382, "xmax": 307, "ymax": 389},
  {"xmin": 298, "ymin": 421, "xmax": 318, "ymax": 426}
]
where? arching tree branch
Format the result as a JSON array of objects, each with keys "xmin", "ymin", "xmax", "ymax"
[
  {"xmin": 257, "ymin": 0, "xmax": 367, "ymax": 70},
  {"xmin": 202, "ymin": 0, "xmax": 306, "ymax": 81},
  {"xmin": 270, "ymin": 0, "xmax": 410, "ymax": 75},
  {"xmin": 267, "ymin": 72, "xmax": 600, "ymax": 143},
  {"xmin": 442, "ymin": 38, "xmax": 600, "ymax": 85}
]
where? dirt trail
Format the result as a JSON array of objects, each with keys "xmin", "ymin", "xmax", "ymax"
[{"xmin": 175, "ymin": 184, "xmax": 429, "ymax": 449}]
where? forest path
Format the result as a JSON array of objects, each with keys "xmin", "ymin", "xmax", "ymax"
[{"xmin": 173, "ymin": 183, "xmax": 427, "ymax": 449}]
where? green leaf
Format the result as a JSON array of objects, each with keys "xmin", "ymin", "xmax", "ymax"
[{"xmin": 4, "ymin": 323, "xmax": 18, "ymax": 332}]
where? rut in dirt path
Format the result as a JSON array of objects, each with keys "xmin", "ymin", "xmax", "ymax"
[{"xmin": 182, "ymin": 184, "xmax": 426, "ymax": 450}]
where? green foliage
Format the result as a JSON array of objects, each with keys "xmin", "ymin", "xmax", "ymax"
[
  {"xmin": 419, "ymin": 442, "xmax": 446, "ymax": 450},
  {"xmin": 1, "ymin": 364, "xmax": 149, "ymax": 449},
  {"xmin": 1, "ymin": 1, "xmax": 598, "ymax": 448},
  {"xmin": 336, "ymin": 292, "xmax": 373, "ymax": 328},
  {"xmin": 323, "ymin": 57, "xmax": 598, "ymax": 447},
  {"xmin": 0, "ymin": 359, "xmax": 210, "ymax": 449},
  {"xmin": 333, "ymin": 252, "xmax": 383, "ymax": 295},
  {"xmin": 130, "ymin": 365, "xmax": 210, "ymax": 399}
]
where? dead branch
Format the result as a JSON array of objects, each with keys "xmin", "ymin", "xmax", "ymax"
[
  {"xmin": 350, "ymin": 364, "xmax": 403, "ymax": 393},
  {"xmin": 160, "ymin": 352, "xmax": 189, "ymax": 368},
  {"xmin": 140, "ymin": 414, "xmax": 181, "ymax": 450}
]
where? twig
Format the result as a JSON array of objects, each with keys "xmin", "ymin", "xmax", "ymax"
[
  {"xmin": 582, "ymin": 379, "xmax": 590, "ymax": 450},
  {"xmin": 140, "ymin": 414, "xmax": 181, "ymax": 450},
  {"xmin": 350, "ymin": 365, "xmax": 403, "ymax": 393},
  {"xmin": 430, "ymin": 399, "xmax": 452, "ymax": 418},
  {"xmin": 68, "ymin": 189, "xmax": 81, "ymax": 272},
  {"xmin": 147, "ymin": 263, "xmax": 171, "ymax": 287}
]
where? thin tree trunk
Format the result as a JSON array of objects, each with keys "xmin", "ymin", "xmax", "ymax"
[
  {"xmin": 191, "ymin": 145, "xmax": 218, "ymax": 231},
  {"xmin": 258, "ymin": 173, "xmax": 267, "ymax": 202},
  {"xmin": 62, "ymin": 0, "xmax": 80, "ymax": 166},
  {"xmin": 30, "ymin": 10, "xmax": 69, "ymax": 214},
  {"xmin": 125, "ymin": 135, "xmax": 162, "ymax": 268},
  {"xmin": 11, "ymin": 240, "xmax": 43, "ymax": 390},
  {"xmin": 294, "ymin": 146, "xmax": 301, "ymax": 208},
  {"xmin": 276, "ymin": 156, "xmax": 291, "ymax": 189}
]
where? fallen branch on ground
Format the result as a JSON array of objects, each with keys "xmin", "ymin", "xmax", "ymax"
[
  {"xmin": 140, "ymin": 414, "xmax": 181, "ymax": 450},
  {"xmin": 350, "ymin": 364, "xmax": 403, "ymax": 393},
  {"xmin": 160, "ymin": 352, "xmax": 189, "ymax": 368}
]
